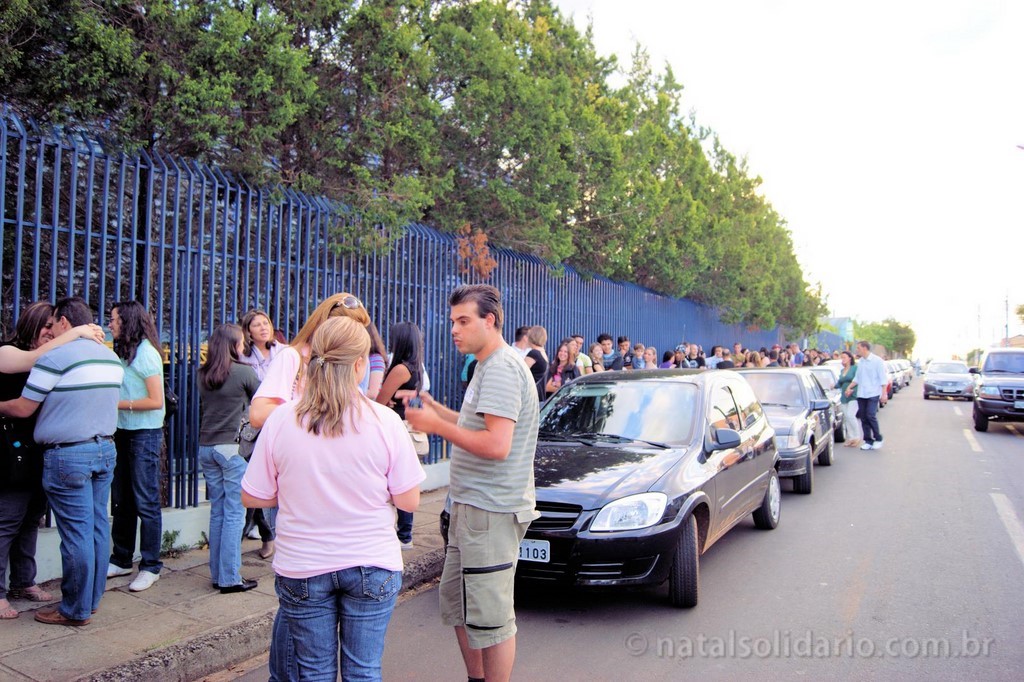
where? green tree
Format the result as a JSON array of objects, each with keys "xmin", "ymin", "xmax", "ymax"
[{"xmin": 1016, "ymin": 303, "xmax": 1023, "ymax": 324}]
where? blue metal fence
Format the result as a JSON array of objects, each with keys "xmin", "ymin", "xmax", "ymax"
[{"xmin": 1, "ymin": 112, "xmax": 783, "ymax": 509}]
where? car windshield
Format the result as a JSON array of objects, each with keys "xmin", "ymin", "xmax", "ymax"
[
  {"xmin": 810, "ymin": 369, "xmax": 836, "ymax": 389},
  {"xmin": 928, "ymin": 362, "xmax": 969, "ymax": 374},
  {"xmin": 982, "ymin": 353, "xmax": 1024, "ymax": 374},
  {"xmin": 742, "ymin": 373, "xmax": 804, "ymax": 408},
  {"xmin": 539, "ymin": 381, "xmax": 697, "ymax": 445}
]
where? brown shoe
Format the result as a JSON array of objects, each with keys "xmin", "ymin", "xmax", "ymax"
[{"xmin": 34, "ymin": 608, "xmax": 90, "ymax": 626}]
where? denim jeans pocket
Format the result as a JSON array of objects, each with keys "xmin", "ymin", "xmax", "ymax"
[
  {"xmin": 360, "ymin": 566, "xmax": 401, "ymax": 602},
  {"xmin": 275, "ymin": 575, "xmax": 309, "ymax": 604}
]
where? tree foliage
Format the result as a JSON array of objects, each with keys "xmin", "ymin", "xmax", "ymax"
[
  {"xmin": 854, "ymin": 318, "xmax": 916, "ymax": 357},
  {"xmin": 0, "ymin": 0, "xmax": 825, "ymax": 332}
]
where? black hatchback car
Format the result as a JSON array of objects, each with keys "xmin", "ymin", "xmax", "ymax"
[
  {"xmin": 735, "ymin": 368, "xmax": 834, "ymax": 495},
  {"xmin": 516, "ymin": 369, "xmax": 780, "ymax": 608}
]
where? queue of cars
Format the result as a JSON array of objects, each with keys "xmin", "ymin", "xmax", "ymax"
[
  {"xmin": 509, "ymin": 364, "xmax": 853, "ymax": 610},
  {"xmin": 919, "ymin": 348, "xmax": 1024, "ymax": 433}
]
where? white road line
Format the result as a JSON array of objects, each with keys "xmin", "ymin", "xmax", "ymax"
[
  {"xmin": 963, "ymin": 429, "xmax": 983, "ymax": 453},
  {"xmin": 990, "ymin": 494, "xmax": 1024, "ymax": 571},
  {"xmin": 953, "ymin": 406, "xmax": 963, "ymax": 416}
]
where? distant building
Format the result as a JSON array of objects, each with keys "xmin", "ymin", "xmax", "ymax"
[
  {"xmin": 1000, "ymin": 334, "xmax": 1024, "ymax": 348},
  {"xmin": 821, "ymin": 317, "xmax": 855, "ymax": 343}
]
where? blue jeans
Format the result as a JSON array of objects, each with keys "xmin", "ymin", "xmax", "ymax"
[
  {"xmin": 41, "ymin": 440, "xmax": 116, "ymax": 621},
  {"xmin": 857, "ymin": 397, "xmax": 883, "ymax": 444},
  {"xmin": 110, "ymin": 428, "xmax": 164, "ymax": 574},
  {"xmin": 198, "ymin": 445, "xmax": 247, "ymax": 587},
  {"xmin": 396, "ymin": 510, "xmax": 413, "ymax": 544},
  {"xmin": 271, "ymin": 567, "xmax": 402, "ymax": 682}
]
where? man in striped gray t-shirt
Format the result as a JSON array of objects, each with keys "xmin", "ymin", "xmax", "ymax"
[
  {"xmin": 406, "ymin": 284, "xmax": 540, "ymax": 682},
  {"xmin": 0, "ymin": 297, "xmax": 123, "ymax": 626}
]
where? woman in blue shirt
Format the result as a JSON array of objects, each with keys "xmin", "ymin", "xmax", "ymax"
[{"xmin": 106, "ymin": 301, "xmax": 166, "ymax": 593}]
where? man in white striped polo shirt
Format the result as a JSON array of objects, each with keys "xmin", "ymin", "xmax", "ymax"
[{"xmin": 0, "ymin": 297, "xmax": 124, "ymax": 626}]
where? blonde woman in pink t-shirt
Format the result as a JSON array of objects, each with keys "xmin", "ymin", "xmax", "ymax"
[{"xmin": 242, "ymin": 317, "xmax": 424, "ymax": 681}]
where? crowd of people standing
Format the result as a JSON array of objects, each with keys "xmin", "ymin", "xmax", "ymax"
[{"xmin": 2, "ymin": 287, "xmax": 868, "ymax": 680}]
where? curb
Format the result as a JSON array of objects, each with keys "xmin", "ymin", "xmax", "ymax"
[{"xmin": 80, "ymin": 548, "xmax": 447, "ymax": 682}]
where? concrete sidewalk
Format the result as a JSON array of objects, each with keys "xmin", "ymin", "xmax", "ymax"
[{"xmin": 0, "ymin": 488, "xmax": 448, "ymax": 682}]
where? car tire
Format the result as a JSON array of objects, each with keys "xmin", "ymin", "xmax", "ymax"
[
  {"xmin": 752, "ymin": 469, "xmax": 781, "ymax": 530},
  {"xmin": 668, "ymin": 514, "xmax": 699, "ymax": 608},
  {"xmin": 792, "ymin": 452, "xmax": 814, "ymax": 494},
  {"xmin": 973, "ymin": 406, "xmax": 989, "ymax": 433},
  {"xmin": 922, "ymin": 393, "xmax": 929, "ymax": 400},
  {"xmin": 817, "ymin": 435, "xmax": 835, "ymax": 466}
]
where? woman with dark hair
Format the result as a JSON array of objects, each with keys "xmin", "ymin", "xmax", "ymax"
[
  {"xmin": 376, "ymin": 322, "xmax": 424, "ymax": 549},
  {"xmin": 545, "ymin": 339, "xmax": 580, "ymax": 395},
  {"xmin": 198, "ymin": 324, "xmax": 261, "ymax": 593},
  {"xmin": 837, "ymin": 351, "xmax": 863, "ymax": 447},
  {"xmin": 106, "ymin": 300, "xmax": 166, "ymax": 593},
  {"xmin": 660, "ymin": 350, "xmax": 676, "ymax": 369},
  {"xmin": 1, "ymin": 302, "xmax": 103, "ymax": 618},
  {"xmin": 242, "ymin": 317, "xmax": 423, "ymax": 680},
  {"xmin": 238, "ymin": 309, "xmax": 282, "ymax": 382}
]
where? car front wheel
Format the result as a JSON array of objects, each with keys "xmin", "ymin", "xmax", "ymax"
[
  {"xmin": 668, "ymin": 514, "xmax": 699, "ymax": 608},
  {"xmin": 817, "ymin": 435, "xmax": 835, "ymax": 466},
  {"xmin": 973, "ymin": 406, "xmax": 989, "ymax": 432},
  {"xmin": 792, "ymin": 451, "xmax": 814, "ymax": 494},
  {"xmin": 752, "ymin": 469, "xmax": 781, "ymax": 530}
]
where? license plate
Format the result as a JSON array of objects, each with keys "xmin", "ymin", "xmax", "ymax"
[
  {"xmin": 941, "ymin": 388, "xmax": 958, "ymax": 393},
  {"xmin": 1015, "ymin": 400, "xmax": 1024, "ymax": 410},
  {"xmin": 518, "ymin": 539, "xmax": 550, "ymax": 563}
]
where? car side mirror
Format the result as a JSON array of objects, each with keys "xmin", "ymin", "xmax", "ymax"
[
  {"xmin": 969, "ymin": 367, "xmax": 979, "ymax": 374},
  {"xmin": 710, "ymin": 428, "xmax": 741, "ymax": 450},
  {"xmin": 810, "ymin": 399, "xmax": 831, "ymax": 411}
]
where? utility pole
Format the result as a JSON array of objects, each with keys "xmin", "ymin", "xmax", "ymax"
[{"xmin": 1007, "ymin": 294, "xmax": 1011, "ymax": 348}]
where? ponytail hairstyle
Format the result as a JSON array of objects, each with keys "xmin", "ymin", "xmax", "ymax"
[
  {"xmin": 199, "ymin": 324, "xmax": 244, "ymax": 391},
  {"xmin": 294, "ymin": 317, "xmax": 374, "ymax": 437}
]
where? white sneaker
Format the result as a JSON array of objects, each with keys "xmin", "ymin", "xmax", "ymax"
[
  {"xmin": 129, "ymin": 571, "xmax": 160, "ymax": 592},
  {"xmin": 871, "ymin": 440, "xmax": 884, "ymax": 450},
  {"xmin": 107, "ymin": 563, "xmax": 132, "ymax": 578},
  {"xmin": 246, "ymin": 527, "xmax": 261, "ymax": 540},
  {"xmin": 859, "ymin": 443, "xmax": 872, "ymax": 451},
  {"xmin": 400, "ymin": 540, "xmax": 414, "ymax": 551}
]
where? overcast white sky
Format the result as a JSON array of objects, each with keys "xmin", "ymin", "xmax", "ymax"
[{"xmin": 554, "ymin": 0, "xmax": 1024, "ymax": 359}]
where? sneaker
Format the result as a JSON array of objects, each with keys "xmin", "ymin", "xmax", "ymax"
[
  {"xmin": 859, "ymin": 443, "xmax": 872, "ymax": 451},
  {"xmin": 246, "ymin": 527, "xmax": 261, "ymax": 540},
  {"xmin": 400, "ymin": 540, "xmax": 414, "ymax": 551},
  {"xmin": 871, "ymin": 440, "xmax": 884, "ymax": 450},
  {"xmin": 107, "ymin": 563, "xmax": 132, "ymax": 578},
  {"xmin": 129, "ymin": 571, "xmax": 160, "ymax": 592}
]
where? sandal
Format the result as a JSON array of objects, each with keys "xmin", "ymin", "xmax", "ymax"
[
  {"xmin": 8, "ymin": 585, "xmax": 53, "ymax": 602},
  {"xmin": 0, "ymin": 599, "xmax": 18, "ymax": 620}
]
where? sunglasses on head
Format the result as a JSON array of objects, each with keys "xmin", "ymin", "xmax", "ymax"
[{"xmin": 331, "ymin": 295, "xmax": 362, "ymax": 312}]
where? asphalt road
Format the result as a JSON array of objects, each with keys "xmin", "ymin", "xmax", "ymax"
[{"xmin": 230, "ymin": 388, "xmax": 1024, "ymax": 681}]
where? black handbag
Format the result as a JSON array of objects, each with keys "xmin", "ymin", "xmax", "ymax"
[
  {"xmin": 0, "ymin": 418, "xmax": 42, "ymax": 490},
  {"xmin": 236, "ymin": 418, "xmax": 259, "ymax": 460}
]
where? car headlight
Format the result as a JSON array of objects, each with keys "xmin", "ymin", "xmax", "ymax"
[
  {"xmin": 773, "ymin": 427, "xmax": 807, "ymax": 450},
  {"xmin": 591, "ymin": 493, "xmax": 668, "ymax": 532},
  {"xmin": 978, "ymin": 385, "xmax": 1001, "ymax": 399}
]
